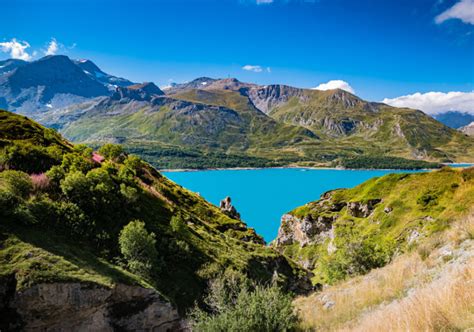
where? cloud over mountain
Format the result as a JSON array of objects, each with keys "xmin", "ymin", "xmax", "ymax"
[
  {"xmin": 0, "ymin": 39, "xmax": 32, "ymax": 61},
  {"xmin": 382, "ymin": 91, "xmax": 474, "ymax": 115},
  {"xmin": 45, "ymin": 38, "xmax": 59, "ymax": 56},
  {"xmin": 312, "ymin": 80, "xmax": 355, "ymax": 94}
]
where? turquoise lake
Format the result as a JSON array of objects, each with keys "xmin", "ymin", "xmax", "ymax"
[{"xmin": 164, "ymin": 168, "xmax": 427, "ymax": 242}]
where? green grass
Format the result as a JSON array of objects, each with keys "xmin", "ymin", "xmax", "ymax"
[
  {"xmin": 278, "ymin": 167, "xmax": 474, "ymax": 284},
  {"xmin": 0, "ymin": 109, "xmax": 308, "ymax": 312}
]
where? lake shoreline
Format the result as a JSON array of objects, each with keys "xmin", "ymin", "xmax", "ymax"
[{"xmin": 160, "ymin": 163, "xmax": 472, "ymax": 173}]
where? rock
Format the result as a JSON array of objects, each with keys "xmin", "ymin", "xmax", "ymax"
[
  {"xmin": 407, "ymin": 230, "xmax": 420, "ymax": 245},
  {"xmin": 347, "ymin": 199, "xmax": 381, "ymax": 218},
  {"xmin": 323, "ymin": 301, "xmax": 335, "ymax": 310},
  {"xmin": 219, "ymin": 196, "xmax": 241, "ymax": 220},
  {"xmin": 384, "ymin": 207, "xmax": 393, "ymax": 213},
  {"xmin": 0, "ymin": 279, "xmax": 181, "ymax": 331},
  {"xmin": 320, "ymin": 294, "xmax": 336, "ymax": 310},
  {"xmin": 274, "ymin": 214, "xmax": 335, "ymax": 247}
]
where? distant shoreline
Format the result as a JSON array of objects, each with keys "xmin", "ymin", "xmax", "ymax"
[{"xmin": 160, "ymin": 163, "xmax": 473, "ymax": 173}]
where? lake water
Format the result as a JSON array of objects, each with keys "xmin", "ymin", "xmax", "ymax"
[{"xmin": 163, "ymin": 168, "xmax": 427, "ymax": 242}]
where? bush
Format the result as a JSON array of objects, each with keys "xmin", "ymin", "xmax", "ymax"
[
  {"xmin": 0, "ymin": 170, "xmax": 33, "ymax": 198},
  {"xmin": 119, "ymin": 220, "xmax": 158, "ymax": 276},
  {"xmin": 99, "ymin": 144, "xmax": 125, "ymax": 162},
  {"xmin": 190, "ymin": 270, "xmax": 298, "ymax": 332},
  {"xmin": 320, "ymin": 235, "xmax": 394, "ymax": 282}
]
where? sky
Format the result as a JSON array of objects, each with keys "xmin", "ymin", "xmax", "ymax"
[{"xmin": 1, "ymin": 0, "xmax": 473, "ymax": 113}]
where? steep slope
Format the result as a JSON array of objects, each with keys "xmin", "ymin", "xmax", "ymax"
[
  {"xmin": 0, "ymin": 55, "xmax": 109, "ymax": 115},
  {"xmin": 259, "ymin": 87, "xmax": 474, "ymax": 161},
  {"xmin": 295, "ymin": 214, "xmax": 474, "ymax": 331},
  {"xmin": 0, "ymin": 109, "xmax": 311, "ymax": 329},
  {"xmin": 0, "ymin": 59, "xmax": 27, "ymax": 75},
  {"xmin": 51, "ymin": 85, "xmax": 317, "ymax": 168},
  {"xmin": 74, "ymin": 59, "xmax": 134, "ymax": 88},
  {"xmin": 273, "ymin": 167, "xmax": 474, "ymax": 284}
]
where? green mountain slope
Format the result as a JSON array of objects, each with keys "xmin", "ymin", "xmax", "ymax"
[
  {"xmin": 24, "ymin": 78, "xmax": 474, "ymax": 169},
  {"xmin": 0, "ymin": 109, "xmax": 311, "ymax": 318},
  {"xmin": 273, "ymin": 166, "xmax": 474, "ymax": 284},
  {"xmin": 264, "ymin": 88, "xmax": 474, "ymax": 162}
]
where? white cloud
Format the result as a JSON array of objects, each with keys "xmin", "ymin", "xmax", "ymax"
[
  {"xmin": 312, "ymin": 80, "xmax": 355, "ymax": 94},
  {"xmin": 45, "ymin": 38, "xmax": 59, "ymax": 55},
  {"xmin": 256, "ymin": 0, "xmax": 274, "ymax": 3},
  {"xmin": 435, "ymin": 0, "xmax": 474, "ymax": 25},
  {"xmin": 242, "ymin": 64, "xmax": 264, "ymax": 72},
  {"xmin": 382, "ymin": 91, "xmax": 474, "ymax": 115},
  {"xmin": 0, "ymin": 38, "xmax": 32, "ymax": 61}
]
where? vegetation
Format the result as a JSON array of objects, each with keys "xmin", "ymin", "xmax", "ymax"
[
  {"xmin": 119, "ymin": 220, "xmax": 159, "ymax": 277},
  {"xmin": 50, "ymin": 85, "xmax": 474, "ymax": 169},
  {"xmin": 0, "ymin": 109, "xmax": 308, "ymax": 312},
  {"xmin": 277, "ymin": 167, "xmax": 474, "ymax": 285},
  {"xmin": 190, "ymin": 270, "xmax": 299, "ymax": 332},
  {"xmin": 294, "ymin": 214, "xmax": 474, "ymax": 331},
  {"xmin": 335, "ymin": 156, "xmax": 441, "ymax": 169}
]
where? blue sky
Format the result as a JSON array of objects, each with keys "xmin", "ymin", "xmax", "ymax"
[{"xmin": 1, "ymin": 0, "xmax": 473, "ymax": 104}]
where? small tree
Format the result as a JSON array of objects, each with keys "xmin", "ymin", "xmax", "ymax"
[
  {"xmin": 98, "ymin": 144, "xmax": 125, "ymax": 162},
  {"xmin": 119, "ymin": 220, "xmax": 158, "ymax": 276}
]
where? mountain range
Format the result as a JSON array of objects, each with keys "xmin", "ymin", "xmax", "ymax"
[{"xmin": 1, "ymin": 55, "xmax": 473, "ymax": 169}]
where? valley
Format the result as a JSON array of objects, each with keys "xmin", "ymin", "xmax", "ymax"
[{"xmin": 1, "ymin": 55, "xmax": 473, "ymax": 170}]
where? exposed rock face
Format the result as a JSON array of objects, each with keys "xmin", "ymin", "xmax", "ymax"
[
  {"xmin": 112, "ymin": 82, "xmax": 164, "ymax": 101},
  {"xmin": 347, "ymin": 199, "xmax": 381, "ymax": 218},
  {"xmin": 274, "ymin": 191, "xmax": 382, "ymax": 250},
  {"xmin": 0, "ymin": 279, "xmax": 180, "ymax": 331},
  {"xmin": 275, "ymin": 214, "xmax": 335, "ymax": 247},
  {"xmin": 219, "ymin": 196, "xmax": 241, "ymax": 220},
  {"xmin": 246, "ymin": 84, "xmax": 307, "ymax": 114},
  {"xmin": 460, "ymin": 122, "xmax": 474, "ymax": 136}
]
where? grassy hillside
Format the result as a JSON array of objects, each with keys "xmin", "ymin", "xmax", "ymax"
[
  {"xmin": 0, "ymin": 109, "xmax": 310, "ymax": 312},
  {"xmin": 274, "ymin": 166, "xmax": 474, "ymax": 285},
  {"xmin": 295, "ymin": 214, "xmax": 474, "ymax": 331}
]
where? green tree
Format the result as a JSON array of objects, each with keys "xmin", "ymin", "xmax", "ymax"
[
  {"xmin": 119, "ymin": 220, "xmax": 158, "ymax": 276},
  {"xmin": 98, "ymin": 144, "xmax": 125, "ymax": 162}
]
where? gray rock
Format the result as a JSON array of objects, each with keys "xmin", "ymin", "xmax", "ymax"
[
  {"xmin": 219, "ymin": 196, "xmax": 241, "ymax": 220},
  {"xmin": 0, "ymin": 279, "xmax": 181, "ymax": 331}
]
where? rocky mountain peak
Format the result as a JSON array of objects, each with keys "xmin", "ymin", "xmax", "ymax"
[{"xmin": 112, "ymin": 82, "xmax": 164, "ymax": 101}]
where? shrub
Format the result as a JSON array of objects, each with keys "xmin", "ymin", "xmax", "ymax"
[
  {"xmin": 119, "ymin": 220, "xmax": 158, "ymax": 276},
  {"xmin": 190, "ymin": 270, "xmax": 298, "ymax": 332},
  {"xmin": 0, "ymin": 170, "xmax": 33, "ymax": 198},
  {"xmin": 60, "ymin": 171, "xmax": 93, "ymax": 202},
  {"xmin": 417, "ymin": 190, "xmax": 439, "ymax": 208},
  {"xmin": 320, "ymin": 235, "xmax": 394, "ymax": 282},
  {"xmin": 98, "ymin": 144, "xmax": 125, "ymax": 162}
]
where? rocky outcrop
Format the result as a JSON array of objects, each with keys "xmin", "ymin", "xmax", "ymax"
[
  {"xmin": 112, "ymin": 82, "xmax": 164, "ymax": 102},
  {"xmin": 0, "ymin": 278, "xmax": 180, "ymax": 331},
  {"xmin": 275, "ymin": 214, "xmax": 335, "ymax": 247},
  {"xmin": 219, "ymin": 196, "xmax": 241, "ymax": 220},
  {"xmin": 347, "ymin": 199, "xmax": 381, "ymax": 218},
  {"xmin": 274, "ymin": 190, "xmax": 382, "ymax": 248},
  {"xmin": 246, "ymin": 84, "xmax": 307, "ymax": 114},
  {"xmin": 460, "ymin": 122, "xmax": 474, "ymax": 136}
]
